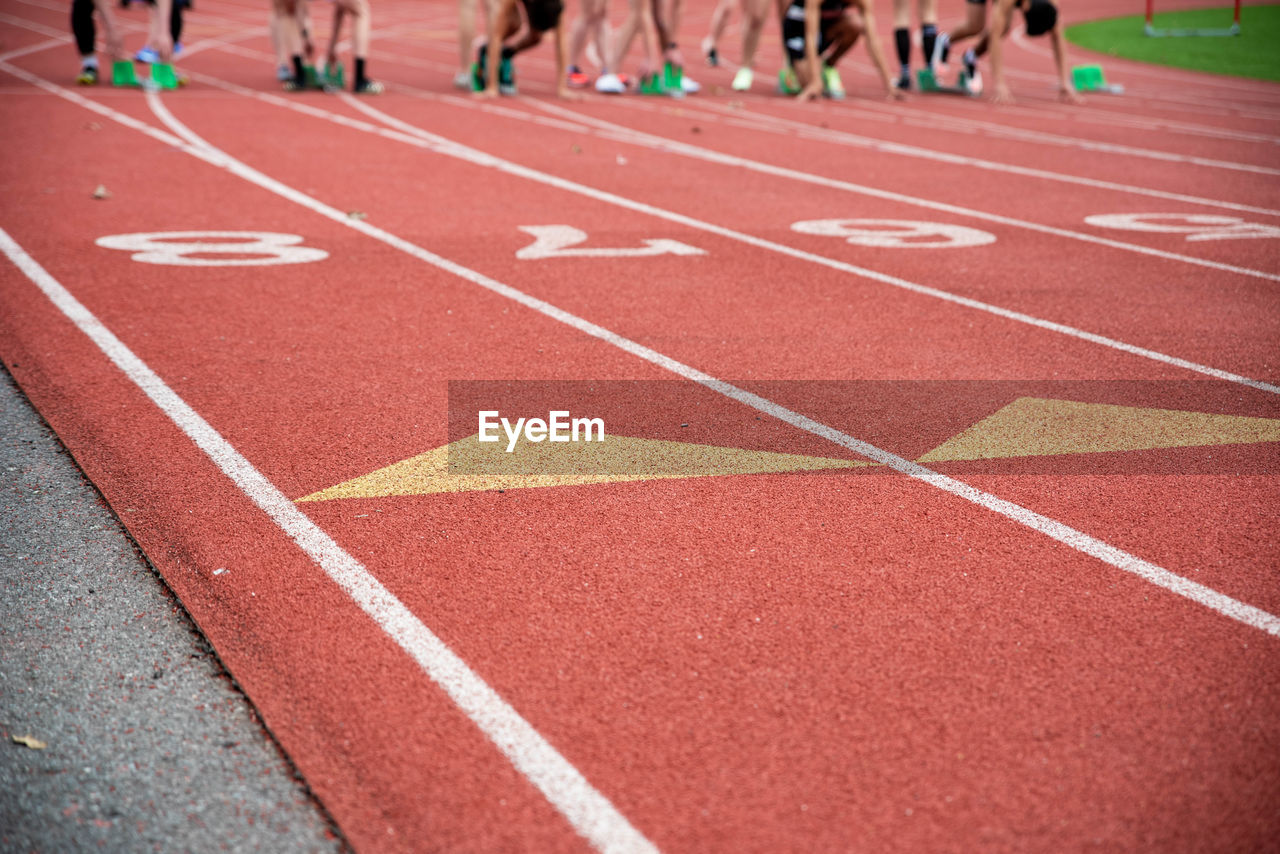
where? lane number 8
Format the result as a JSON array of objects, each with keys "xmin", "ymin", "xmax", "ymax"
[{"xmin": 96, "ymin": 231, "xmax": 329, "ymax": 266}]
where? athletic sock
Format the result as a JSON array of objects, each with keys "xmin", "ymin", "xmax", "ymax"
[
  {"xmin": 962, "ymin": 48, "xmax": 976, "ymax": 75},
  {"xmin": 939, "ymin": 32, "xmax": 951, "ymax": 63},
  {"xmin": 291, "ymin": 54, "xmax": 304, "ymax": 83},
  {"xmin": 354, "ymin": 57, "xmax": 367, "ymax": 87},
  {"xmin": 894, "ymin": 27, "xmax": 910, "ymax": 69},
  {"xmin": 921, "ymin": 24, "xmax": 937, "ymax": 65},
  {"xmin": 81, "ymin": 55, "xmax": 99, "ymax": 70}
]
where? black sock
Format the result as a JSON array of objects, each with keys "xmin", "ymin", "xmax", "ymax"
[
  {"xmin": 963, "ymin": 48, "xmax": 976, "ymax": 74},
  {"xmin": 940, "ymin": 33, "xmax": 951, "ymax": 63},
  {"xmin": 169, "ymin": 1, "xmax": 183, "ymax": 44},
  {"xmin": 894, "ymin": 27, "xmax": 910, "ymax": 70},
  {"xmin": 922, "ymin": 24, "xmax": 937, "ymax": 64},
  {"xmin": 355, "ymin": 57, "xmax": 367, "ymax": 86},
  {"xmin": 291, "ymin": 54, "xmax": 304, "ymax": 82},
  {"xmin": 71, "ymin": 0, "xmax": 97, "ymax": 56},
  {"xmin": 501, "ymin": 45, "xmax": 516, "ymax": 60}
]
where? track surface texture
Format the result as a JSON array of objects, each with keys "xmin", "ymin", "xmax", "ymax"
[{"xmin": 1, "ymin": 0, "xmax": 1278, "ymax": 851}]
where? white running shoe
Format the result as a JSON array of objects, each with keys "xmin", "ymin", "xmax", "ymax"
[
  {"xmin": 453, "ymin": 70, "xmax": 471, "ymax": 90},
  {"xmin": 595, "ymin": 72, "xmax": 625, "ymax": 94},
  {"xmin": 731, "ymin": 67, "xmax": 753, "ymax": 91},
  {"xmin": 964, "ymin": 67, "xmax": 983, "ymax": 95},
  {"xmin": 931, "ymin": 32, "xmax": 949, "ymax": 69},
  {"xmin": 680, "ymin": 73, "xmax": 701, "ymax": 94}
]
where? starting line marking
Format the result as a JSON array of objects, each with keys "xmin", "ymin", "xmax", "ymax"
[
  {"xmin": 516, "ymin": 225, "xmax": 705, "ymax": 260},
  {"xmin": 96, "ymin": 231, "xmax": 328, "ymax": 266}
]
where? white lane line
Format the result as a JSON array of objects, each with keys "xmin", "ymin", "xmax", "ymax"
[
  {"xmin": 363, "ymin": 73, "xmax": 1280, "ymax": 291},
  {"xmin": 330, "ymin": 60, "xmax": 1280, "ymax": 281},
  {"xmin": 0, "ymin": 11, "xmax": 83, "ymax": 39},
  {"xmin": 771, "ymin": 99, "xmax": 1280, "ymax": 177},
  {"xmin": 0, "ymin": 84, "xmax": 659, "ymax": 854},
  {"xmin": 178, "ymin": 65, "xmax": 1280, "ymax": 394},
  {"xmin": 0, "ymin": 35, "xmax": 69, "ymax": 63},
  {"xmin": 8, "ymin": 60, "xmax": 1280, "ymax": 652},
  {"xmin": 532, "ymin": 99, "xmax": 1280, "ymax": 272},
  {"xmin": 141, "ymin": 86, "xmax": 1280, "ymax": 641},
  {"xmin": 534, "ymin": 98, "xmax": 1280, "ymax": 219}
]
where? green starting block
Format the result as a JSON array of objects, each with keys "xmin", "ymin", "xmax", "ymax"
[
  {"xmin": 149, "ymin": 62, "xmax": 179, "ymax": 90},
  {"xmin": 1071, "ymin": 64, "xmax": 1124, "ymax": 94},
  {"xmin": 321, "ymin": 61, "xmax": 345, "ymax": 91},
  {"xmin": 111, "ymin": 59, "xmax": 140, "ymax": 87},
  {"xmin": 639, "ymin": 62, "xmax": 684, "ymax": 97},
  {"xmin": 917, "ymin": 67, "xmax": 976, "ymax": 96}
]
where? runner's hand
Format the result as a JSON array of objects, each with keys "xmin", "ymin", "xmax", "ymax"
[
  {"xmin": 1059, "ymin": 87, "xmax": 1083, "ymax": 105},
  {"xmin": 990, "ymin": 81, "xmax": 1014, "ymax": 105}
]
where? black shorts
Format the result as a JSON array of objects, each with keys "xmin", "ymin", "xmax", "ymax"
[
  {"xmin": 521, "ymin": 0, "xmax": 563, "ymax": 32},
  {"xmin": 782, "ymin": 3, "xmax": 843, "ymax": 63}
]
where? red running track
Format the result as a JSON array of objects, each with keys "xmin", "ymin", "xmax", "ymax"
[{"xmin": 2, "ymin": 0, "xmax": 1279, "ymax": 850}]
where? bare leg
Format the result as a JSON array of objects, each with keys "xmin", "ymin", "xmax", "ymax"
[
  {"xmin": 822, "ymin": 12, "xmax": 861, "ymax": 65},
  {"xmin": 738, "ymin": 0, "xmax": 767, "ymax": 67},
  {"xmin": 892, "ymin": 0, "xmax": 909, "ymax": 29},
  {"xmin": 608, "ymin": 0, "xmax": 656, "ymax": 75},
  {"xmin": 701, "ymin": 0, "xmax": 734, "ymax": 61},
  {"xmin": 663, "ymin": 0, "xmax": 683, "ymax": 45},
  {"xmin": 458, "ymin": 0, "xmax": 477, "ymax": 73},
  {"xmin": 326, "ymin": 2, "xmax": 345, "ymax": 66},
  {"xmin": 568, "ymin": 0, "xmax": 607, "ymax": 70},
  {"xmin": 947, "ymin": 2, "xmax": 985, "ymax": 45},
  {"xmin": 340, "ymin": 0, "xmax": 370, "ymax": 58},
  {"xmin": 273, "ymin": 0, "xmax": 302, "ymax": 61}
]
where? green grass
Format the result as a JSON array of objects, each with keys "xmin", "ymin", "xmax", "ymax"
[{"xmin": 1065, "ymin": 4, "xmax": 1280, "ymax": 82}]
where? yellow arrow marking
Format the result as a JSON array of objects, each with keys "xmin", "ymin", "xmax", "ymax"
[
  {"xmin": 918, "ymin": 397, "xmax": 1280, "ymax": 462},
  {"xmin": 297, "ymin": 435, "xmax": 872, "ymax": 502}
]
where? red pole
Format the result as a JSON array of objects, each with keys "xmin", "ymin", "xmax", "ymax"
[
  {"xmin": 1146, "ymin": 0, "xmax": 1154, "ymax": 27},
  {"xmin": 1235, "ymin": 0, "xmax": 1242, "ymax": 27}
]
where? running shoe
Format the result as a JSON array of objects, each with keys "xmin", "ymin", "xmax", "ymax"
[
  {"xmin": 680, "ymin": 73, "xmax": 701, "ymax": 94},
  {"xmin": 962, "ymin": 67, "xmax": 982, "ymax": 96},
  {"xmin": 498, "ymin": 56, "xmax": 516, "ymax": 95},
  {"xmin": 353, "ymin": 78, "xmax": 384, "ymax": 94},
  {"xmin": 777, "ymin": 66, "xmax": 800, "ymax": 95},
  {"xmin": 452, "ymin": 69, "xmax": 472, "ymax": 90},
  {"xmin": 595, "ymin": 72, "xmax": 625, "ymax": 94},
  {"xmin": 931, "ymin": 31, "xmax": 949, "ymax": 68},
  {"xmin": 566, "ymin": 65, "xmax": 591, "ymax": 88},
  {"xmin": 76, "ymin": 64, "xmax": 99, "ymax": 85},
  {"xmin": 277, "ymin": 64, "xmax": 292, "ymax": 82},
  {"xmin": 822, "ymin": 64, "xmax": 845, "ymax": 100},
  {"xmin": 134, "ymin": 43, "xmax": 180, "ymax": 62},
  {"xmin": 731, "ymin": 67, "xmax": 753, "ymax": 91},
  {"xmin": 701, "ymin": 36, "xmax": 719, "ymax": 66},
  {"xmin": 895, "ymin": 69, "xmax": 911, "ymax": 91}
]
